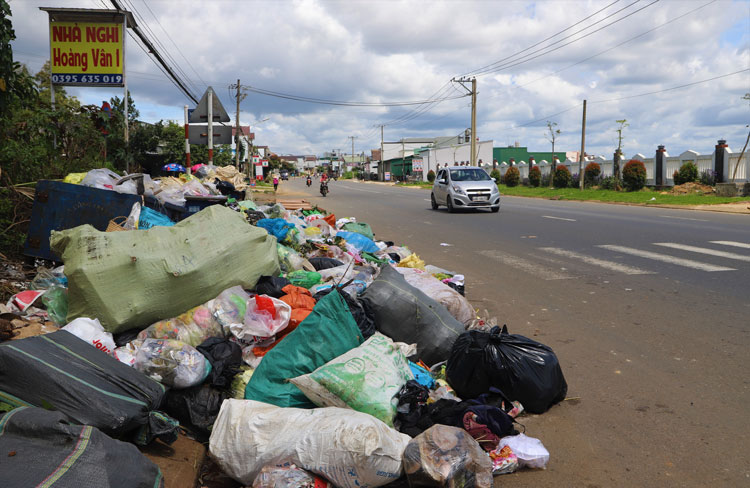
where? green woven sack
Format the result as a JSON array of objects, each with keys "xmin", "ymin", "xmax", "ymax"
[{"xmin": 342, "ymin": 222, "xmax": 374, "ymax": 241}]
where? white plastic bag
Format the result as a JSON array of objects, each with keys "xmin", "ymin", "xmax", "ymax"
[
  {"xmin": 498, "ymin": 434, "xmax": 549, "ymax": 469},
  {"xmin": 229, "ymin": 295, "xmax": 291, "ymax": 343},
  {"xmin": 81, "ymin": 168, "xmax": 120, "ymax": 190},
  {"xmin": 395, "ymin": 267, "xmax": 475, "ymax": 326},
  {"xmin": 62, "ymin": 317, "xmax": 116, "ymax": 355},
  {"xmin": 209, "ymin": 399, "xmax": 411, "ymax": 488}
]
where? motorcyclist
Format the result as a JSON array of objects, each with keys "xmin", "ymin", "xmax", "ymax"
[
  {"xmin": 320, "ymin": 173, "xmax": 329, "ymax": 194},
  {"xmin": 306, "ymin": 175, "xmax": 312, "ymax": 187}
]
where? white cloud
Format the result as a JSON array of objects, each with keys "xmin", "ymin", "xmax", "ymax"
[{"xmin": 8, "ymin": 0, "xmax": 750, "ymax": 157}]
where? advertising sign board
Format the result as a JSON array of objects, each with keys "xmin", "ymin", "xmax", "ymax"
[{"xmin": 49, "ymin": 21, "xmax": 124, "ymax": 86}]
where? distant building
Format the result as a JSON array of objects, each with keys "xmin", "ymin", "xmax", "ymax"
[{"xmin": 493, "ymin": 145, "xmax": 567, "ymax": 166}]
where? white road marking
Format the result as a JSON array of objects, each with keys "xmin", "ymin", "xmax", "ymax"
[
  {"xmin": 478, "ymin": 250, "xmax": 574, "ymax": 280},
  {"xmin": 424, "ymin": 199, "xmax": 431, "ymax": 202},
  {"xmin": 659, "ymin": 215, "xmax": 709, "ymax": 222},
  {"xmin": 542, "ymin": 215, "xmax": 577, "ymax": 222},
  {"xmin": 598, "ymin": 245, "xmax": 736, "ymax": 272},
  {"xmin": 539, "ymin": 247, "xmax": 655, "ymax": 275},
  {"xmin": 653, "ymin": 242, "xmax": 750, "ymax": 262},
  {"xmin": 338, "ymin": 185, "xmax": 381, "ymax": 193},
  {"xmin": 710, "ymin": 240, "xmax": 750, "ymax": 249}
]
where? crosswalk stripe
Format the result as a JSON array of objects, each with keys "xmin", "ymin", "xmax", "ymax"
[
  {"xmin": 710, "ymin": 240, "xmax": 750, "ymax": 249},
  {"xmin": 539, "ymin": 247, "xmax": 655, "ymax": 275},
  {"xmin": 654, "ymin": 243, "xmax": 750, "ymax": 262},
  {"xmin": 478, "ymin": 250, "xmax": 574, "ymax": 280},
  {"xmin": 598, "ymin": 245, "xmax": 736, "ymax": 272}
]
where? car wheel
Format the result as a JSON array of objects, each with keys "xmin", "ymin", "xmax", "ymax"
[
  {"xmin": 447, "ymin": 197, "xmax": 455, "ymax": 213},
  {"xmin": 491, "ymin": 206, "xmax": 500, "ymax": 213},
  {"xmin": 430, "ymin": 193, "xmax": 438, "ymax": 210}
]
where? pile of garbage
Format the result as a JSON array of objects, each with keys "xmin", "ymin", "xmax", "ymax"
[
  {"xmin": 65, "ymin": 165, "xmax": 250, "ymax": 207},
  {"xmin": 1, "ymin": 192, "xmax": 568, "ymax": 488}
]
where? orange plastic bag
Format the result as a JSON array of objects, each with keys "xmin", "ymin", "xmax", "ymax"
[
  {"xmin": 323, "ymin": 214, "xmax": 336, "ymax": 227},
  {"xmin": 280, "ymin": 285, "xmax": 317, "ymax": 310}
]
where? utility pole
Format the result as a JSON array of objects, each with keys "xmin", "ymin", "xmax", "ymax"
[
  {"xmin": 207, "ymin": 89, "xmax": 213, "ymax": 164},
  {"xmin": 579, "ymin": 100, "xmax": 587, "ymax": 190},
  {"xmin": 184, "ymin": 105, "xmax": 190, "ymax": 170},
  {"xmin": 452, "ymin": 77, "xmax": 478, "ymax": 165},
  {"xmin": 380, "ymin": 125, "xmax": 384, "ymax": 181},
  {"xmin": 231, "ymin": 79, "xmax": 247, "ymax": 169},
  {"xmin": 348, "ymin": 135, "xmax": 357, "ymax": 176}
]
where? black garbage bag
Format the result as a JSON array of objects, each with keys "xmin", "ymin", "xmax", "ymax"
[
  {"xmin": 360, "ymin": 265, "xmax": 464, "ymax": 366},
  {"xmin": 164, "ymin": 384, "xmax": 229, "ymax": 437},
  {"xmin": 113, "ymin": 327, "xmax": 142, "ymax": 347},
  {"xmin": 196, "ymin": 337, "xmax": 242, "ymax": 388},
  {"xmin": 312, "ymin": 287, "xmax": 376, "ymax": 338},
  {"xmin": 446, "ymin": 325, "xmax": 567, "ymax": 414},
  {"xmin": 255, "ymin": 275, "xmax": 291, "ymax": 298},
  {"xmin": 214, "ymin": 179, "xmax": 236, "ymax": 195},
  {"xmin": 0, "ymin": 407, "xmax": 164, "ymax": 488},
  {"xmin": 0, "ymin": 331, "xmax": 172, "ymax": 439},
  {"xmin": 308, "ymin": 257, "xmax": 344, "ymax": 271}
]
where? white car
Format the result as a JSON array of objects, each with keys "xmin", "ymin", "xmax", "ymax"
[{"xmin": 431, "ymin": 166, "xmax": 500, "ymax": 213}]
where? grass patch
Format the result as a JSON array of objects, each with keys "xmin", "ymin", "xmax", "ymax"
[
  {"xmin": 497, "ymin": 185, "xmax": 748, "ymax": 205},
  {"xmin": 398, "ymin": 181, "xmax": 433, "ymax": 189}
]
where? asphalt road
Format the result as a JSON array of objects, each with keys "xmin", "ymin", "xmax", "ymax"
[{"xmin": 282, "ymin": 177, "xmax": 750, "ymax": 487}]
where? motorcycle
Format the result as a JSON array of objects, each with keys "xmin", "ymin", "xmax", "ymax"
[
  {"xmin": 320, "ymin": 181, "xmax": 329, "ymax": 197},
  {"xmin": 306, "ymin": 177, "xmax": 312, "ymax": 187}
]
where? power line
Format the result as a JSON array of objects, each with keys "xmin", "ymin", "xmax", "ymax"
[
  {"xmin": 461, "ymin": 0, "xmax": 623, "ymax": 77},
  {"xmin": 241, "ymin": 83, "xmax": 468, "ymax": 107},
  {"xmin": 472, "ymin": 0, "xmax": 661, "ymax": 78},
  {"xmin": 109, "ymin": 0, "xmax": 198, "ymax": 103}
]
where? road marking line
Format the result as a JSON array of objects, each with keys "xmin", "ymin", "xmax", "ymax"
[
  {"xmin": 710, "ymin": 240, "xmax": 750, "ymax": 249},
  {"xmin": 659, "ymin": 215, "xmax": 709, "ymax": 222},
  {"xmin": 598, "ymin": 245, "xmax": 736, "ymax": 272},
  {"xmin": 542, "ymin": 215, "xmax": 576, "ymax": 222},
  {"xmin": 339, "ymin": 185, "xmax": 381, "ymax": 194},
  {"xmin": 424, "ymin": 199, "xmax": 431, "ymax": 202},
  {"xmin": 653, "ymin": 243, "xmax": 750, "ymax": 262},
  {"xmin": 478, "ymin": 250, "xmax": 574, "ymax": 280},
  {"xmin": 539, "ymin": 247, "xmax": 655, "ymax": 275}
]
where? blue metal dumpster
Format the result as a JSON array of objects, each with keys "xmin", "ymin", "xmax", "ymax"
[{"xmin": 24, "ymin": 180, "xmax": 141, "ymax": 262}]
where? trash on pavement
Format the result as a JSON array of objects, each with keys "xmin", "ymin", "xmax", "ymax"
[
  {"xmin": 134, "ymin": 338, "xmax": 212, "ymax": 389},
  {"xmin": 41, "ymin": 285, "xmax": 68, "ymax": 325},
  {"xmin": 62, "ymin": 317, "xmax": 116, "ymax": 355},
  {"xmin": 164, "ymin": 383, "xmax": 230, "ymax": 436},
  {"xmin": 291, "ymin": 332, "xmax": 414, "ymax": 426},
  {"xmin": 341, "ymin": 221, "xmax": 375, "ymax": 240},
  {"xmin": 252, "ymin": 464, "xmax": 330, "ymax": 488},
  {"xmin": 395, "ymin": 267, "xmax": 475, "ymax": 326},
  {"xmin": 0, "ymin": 407, "xmax": 164, "ymax": 487},
  {"xmin": 137, "ymin": 298, "xmax": 225, "ymax": 347},
  {"xmin": 489, "ymin": 445, "xmax": 519, "ymax": 475},
  {"xmin": 0, "ymin": 331, "xmax": 171, "ymax": 438},
  {"xmin": 209, "ymin": 399, "xmax": 411, "ymax": 488},
  {"xmin": 446, "ymin": 325, "xmax": 567, "ymax": 413},
  {"xmin": 244, "ymin": 290, "xmax": 362, "ymax": 408},
  {"xmin": 497, "ymin": 433, "xmax": 550, "ymax": 469},
  {"xmin": 397, "ymin": 253, "xmax": 426, "ymax": 270},
  {"xmin": 402, "ymin": 424, "xmax": 493, "ymax": 488},
  {"xmin": 51, "ymin": 205, "xmax": 279, "ymax": 334},
  {"xmin": 360, "ymin": 265, "xmax": 464, "ymax": 366}
]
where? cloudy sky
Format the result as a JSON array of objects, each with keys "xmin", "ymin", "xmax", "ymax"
[{"xmin": 10, "ymin": 0, "xmax": 750, "ymax": 159}]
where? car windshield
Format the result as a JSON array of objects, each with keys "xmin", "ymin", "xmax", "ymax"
[{"xmin": 450, "ymin": 169, "xmax": 491, "ymax": 181}]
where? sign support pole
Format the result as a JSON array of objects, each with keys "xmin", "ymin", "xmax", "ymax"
[
  {"xmin": 184, "ymin": 105, "xmax": 191, "ymax": 172},
  {"xmin": 122, "ymin": 14, "xmax": 129, "ymax": 173},
  {"xmin": 208, "ymin": 89, "xmax": 214, "ymax": 164}
]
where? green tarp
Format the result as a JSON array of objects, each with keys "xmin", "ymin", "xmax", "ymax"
[
  {"xmin": 342, "ymin": 222, "xmax": 374, "ymax": 241},
  {"xmin": 244, "ymin": 290, "xmax": 363, "ymax": 408},
  {"xmin": 51, "ymin": 205, "xmax": 280, "ymax": 334}
]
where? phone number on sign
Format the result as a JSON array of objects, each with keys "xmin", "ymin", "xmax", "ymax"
[{"xmin": 51, "ymin": 74, "xmax": 123, "ymax": 84}]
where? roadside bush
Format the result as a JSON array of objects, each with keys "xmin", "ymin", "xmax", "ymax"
[
  {"xmin": 341, "ymin": 171, "xmax": 354, "ymax": 179},
  {"xmin": 427, "ymin": 169, "xmax": 436, "ymax": 183},
  {"xmin": 504, "ymin": 166, "xmax": 520, "ymax": 187},
  {"xmin": 600, "ymin": 175, "xmax": 621, "ymax": 190},
  {"xmin": 528, "ymin": 166, "xmax": 541, "ymax": 187},
  {"xmin": 552, "ymin": 165, "xmax": 571, "ymax": 188},
  {"xmin": 699, "ymin": 169, "xmax": 717, "ymax": 186},
  {"xmin": 570, "ymin": 173, "xmax": 580, "ymax": 188},
  {"xmin": 622, "ymin": 159, "xmax": 647, "ymax": 191},
  {"xmin": 584, "ymin": 162, "xmax": 601, "ymax": 188},
  {"xmin": 674, "ymin": 161, "xmax": 698, "ymax": 185},
  {"xmin": 490, "ymin": 168, "xmax": 501, "ymax": 182}
]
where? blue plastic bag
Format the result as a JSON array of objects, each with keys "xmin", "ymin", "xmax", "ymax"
[
  {"xmin": 257, "ymin": 218, "xmax": 295, "ymax": 241},
  {"xmin": 139, "ymin": 207, "xmax": 175, "ymax": 229},
  {"xmin": 409, "ymin": 361, "xmax": 435, "ymax": 389},
  {"xmin": 336, "ymin": 231, "xmax": 379, "ymax": 253}
]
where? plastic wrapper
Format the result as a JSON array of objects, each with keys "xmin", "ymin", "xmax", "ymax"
[
  {"xmin": 134, "ymin": 338, "xmax": 212, "ymax": 389},
  {"xmin": 278, "ymin": 244, "xmax": 313, "ymax": 273},
  {"xmin": 81, "ymin": 168, "xmax": 120, "ymax": 190},
  {"xmin": 41, "ymin": 285, "xmax": 68, "ymax": 325},
  {"xmin": 497, "ymin": 434, "xmax": 549, "ymax": 469},
  {"xmin": 403, "ymin": 424, "xmax": 493, "ymax": 488},
  {"xmin": 286, "ymin": 270, "xmax": 322, "ymax": 289},
  {"xmin": 397, "ymin": 253, "xmax": 426, "ymax": 270},
  {"xmin": 291, "ymin": 333, "xmax": 414, "ymax": 426},
  {"xmin": 139, "ymin": 206, "xmax": 175, "ymax": 229},
  {"xmin": 62, "ymin": 317, "xmax": 115, "ymax": 355},
  {"xmin": 257, "ymin": 218, "xmax": 296, "ymax": 241},
  {"xmin": 228, "ymin": 295, "xmax": 292, "ymax": 344},
  {"xmin": 137, "ymin": 299, "xmax": 224, "ymax": 347},
  {"xmin": 335, "ymin": 231, "xmax": 379, "ymax": 253},
  {"xmin": 252, "ymin": 465, "xmax": 328, "ymax": 488},
  {"xmin": 490, "ymin": 445, "xmax": 519, "ymax": 475},
  {"xmin": 395, "ymin": 267, "xmax": 474, "ymax": 326},
  {"xmin": 113, "ymin": 339, "xmax": 143, "ymax": 367},
  {"xmin": 30, "ymin": 266, "xmax": 67, "ymax": 290},
  {"xmin": 62, "ymin": 172, "xmax": 87, "ymax": 184}
]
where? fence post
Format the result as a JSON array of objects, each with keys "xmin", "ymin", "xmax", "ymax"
[
  {"xmin": 714, "ymin": 139, "xmax": 728, "ymax": 183},
  {"xmin": 655, "ymin": 145, "xmax": 666, "ymax": 186}
]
